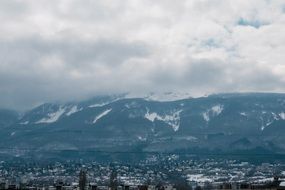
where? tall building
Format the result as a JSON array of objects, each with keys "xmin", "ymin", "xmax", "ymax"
[
  {"xmin": 110, "ymin": 168, "xmax": 118, "ymax": 190},
  {"xmin": 79, "ymin": 170, "xmax": 87, "ymax": 190}
]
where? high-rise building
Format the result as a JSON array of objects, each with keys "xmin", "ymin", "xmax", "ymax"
[
  {"xmin": 79, "ymin": 170, "xmax": 87, "ymax": 190},
  {"xmin": 109, "ymin": 168, "xmax": 117, "ymax": 190}
]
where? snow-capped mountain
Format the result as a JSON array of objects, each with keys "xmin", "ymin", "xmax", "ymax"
[
  {"xmin": 126, "ymin": 92, "xmax": 192, "ymax": 102},
  {"xmin": 1, "ymin": 93, "xmax": 285, "ymax": 158},
  {"xmin": 18, "ymin": 94, "xmax": 124, "ymax": 125}
]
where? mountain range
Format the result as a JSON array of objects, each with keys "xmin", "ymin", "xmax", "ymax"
[{"xmin": 0, "ymin": 93, "xmax": 285, "ymax": 159}]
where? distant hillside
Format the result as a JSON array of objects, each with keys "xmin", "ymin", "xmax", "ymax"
[{"xmin": 0, "ymin": 93, "xmax": 285, "ymax": 159}]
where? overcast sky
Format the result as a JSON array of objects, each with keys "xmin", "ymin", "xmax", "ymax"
[{"xmin": 1, "ymin": 0, "xmax": 285, "ymax": 110}]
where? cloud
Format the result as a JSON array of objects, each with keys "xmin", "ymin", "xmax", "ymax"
[
  {"xmin": 0, "ymin": 37, "xmax": 149, "ymax": 110},
  {"xmin": 0, "ymin": 0, "xmax": 285, "ymax": 110}
]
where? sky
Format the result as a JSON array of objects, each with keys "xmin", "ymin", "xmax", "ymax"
[{"xmin": 0, "ymin": 0, "xmax": 285, "ymax": 110}]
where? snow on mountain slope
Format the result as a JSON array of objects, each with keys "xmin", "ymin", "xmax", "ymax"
[
  {"xmin": 35, "ymin": 107, "xmax": 66, "ymax": 124},
  {"xmin": 144, "ymin": 109, "xmax": 182, "ymax": 131},
  {"xmin": 88, "ymin": 98, "xmax": 122, "ymax": 108},
  {"xmin": 144, "ymin": 92, "xmax": 191, "ymax": 102},
  {"xmin": 202, "ymin": 112, "xmax": 210, "ymax": 122},
  {"xmin": 211, "ymin": 105, "xmax": 223, "ymax": 115},
  {"xmin": 19, "ymin": 121, "xmax": 29, "ymax": 125},
  {"xmin": 93, "ymin": 109, "xmax": 112, "ymax": 124},
  {"xmin": 126, "ymin": 92, "xmax": 191, "ymax": 102},
  {"xmin": 65, "ymin": 106, "xmax": 82, "ymax": 116},
  {"xmin": 89, "ymin": 102, "xmax": 110, "ymax": 108},
  {"xmin": 202, "ymin": 104, "xmax": 223, "ymax": 122},
  {"xmin": 279, "ymin": 112, "xmax": 285, "ymax": 120}
]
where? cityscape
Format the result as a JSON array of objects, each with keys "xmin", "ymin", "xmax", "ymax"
[{"xmin": 1, "ymin": 155, "xmax": 285, "ymax": 189}]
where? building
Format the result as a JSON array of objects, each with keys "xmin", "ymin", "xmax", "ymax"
[{"xmin": 79, "ymin": 170, "xmax": 87, "ymax": 190}]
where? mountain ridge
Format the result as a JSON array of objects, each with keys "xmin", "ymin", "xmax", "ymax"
[{"xmin": 0, "ymin": 92, "xmax": 285, "ymax": 159}]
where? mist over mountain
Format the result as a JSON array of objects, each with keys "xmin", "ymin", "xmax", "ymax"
[{"xmin": 0, "ymin": 92, "xmax": 285, "ymax": 160}]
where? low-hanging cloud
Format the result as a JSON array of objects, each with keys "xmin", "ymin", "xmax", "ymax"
[{"xmin": 0, "ymin": 0, "xmax": 285, "ymax": 110}]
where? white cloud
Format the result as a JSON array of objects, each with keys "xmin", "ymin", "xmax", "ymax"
[{"xmin": 0, "ymin": 0, "xmax": 285, "ymax": 110}]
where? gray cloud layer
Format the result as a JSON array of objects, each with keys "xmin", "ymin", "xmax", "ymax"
[{"xmin": 0, "ymin": 0, "xmax": 285, "ymax": 110}]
